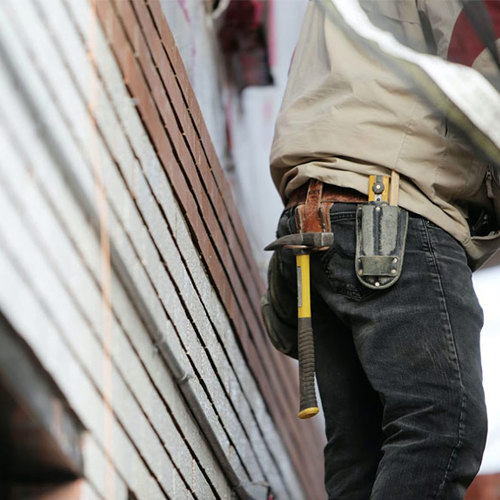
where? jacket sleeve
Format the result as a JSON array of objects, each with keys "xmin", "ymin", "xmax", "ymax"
[{"xmin": 416, "ymin": 0, "xmax": 500, "ymax": 78}]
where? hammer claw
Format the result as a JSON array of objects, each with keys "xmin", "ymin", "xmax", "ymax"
[{"xmin": 264, "ymin": 232, "xmax": 334, "ymax": 252}]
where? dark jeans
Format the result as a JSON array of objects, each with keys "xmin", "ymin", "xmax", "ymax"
[{"xmin": 276, "ymin": 203, "xmax": 487, "ymax": 499}]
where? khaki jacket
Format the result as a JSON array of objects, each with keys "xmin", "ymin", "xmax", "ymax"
[{"xmin": 270, "ymin": 0, "xmax": 500, "ymax": 270}]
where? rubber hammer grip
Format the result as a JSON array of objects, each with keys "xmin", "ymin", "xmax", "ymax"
[{"xmin": 297, "ymin": 316, "xmax": 319, "ymax": 419}]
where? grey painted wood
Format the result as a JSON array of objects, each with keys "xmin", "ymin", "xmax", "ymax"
[
  {"xmin": 0, "ymin": 239, "xmax": 164, "ymax": 500},
  {"xmin": 0, "ymin": 47, "xmax": 207, "ymax": 498},
  {"xmin": 0, "ymin": 70, "xmax": 222, "ymax": 500},
  {"xmin": 32, "ymin": 1, "xmax": 290, "ymax": 494},
  {"xmin": 0, "ymin": 158, "xmax": 182, "ymax": 498},
  {"xmin": 72, "ymin": 8, "xmax": 303, "ymax": 496}
]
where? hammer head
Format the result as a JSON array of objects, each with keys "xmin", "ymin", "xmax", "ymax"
[{"xmin": 264, "ymin": 232, "xmax": 334, "ymax": 252}]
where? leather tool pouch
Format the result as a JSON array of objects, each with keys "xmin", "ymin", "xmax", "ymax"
[
  {"xmin": 294, "ymin": 180, "xmax": 333, "ymax": 234},
  {"xmin": 355, "ymin": 204, "xmax": 408, "ymax": 290}
]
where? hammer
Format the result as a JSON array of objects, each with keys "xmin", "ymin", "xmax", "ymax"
[{"xmin": 265, "ymin": 232, "xmax": 334, "ymax": 419}]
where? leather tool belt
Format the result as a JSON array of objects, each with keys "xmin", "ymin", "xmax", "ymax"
[
  {"xmin": 286, "ymin": 179, "xmax": 367, "ymax": 234},
  {"xmin": 286, "ymin": 177, "xmax": 408, "ymax": 290}
]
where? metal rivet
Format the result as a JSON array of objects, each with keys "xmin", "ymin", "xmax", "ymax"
[
  {"xmin": 393, "ymin": 257, "xmax": 398, "ymax": 263},
  {"xmin": 391, "ymin": 269, "xmax": 397, "ymax": 274},
  {"xmin": 375, "ymin": 281, "xmax": 380, "ymax": 287},
  {"xmin": 375, "ymin": 206, "xmax": 381, "ymax": 212},
  {"xmin": 358, "ymin": 270, "xmax": 363, "ymax": 275},
  {"xmin": 375, "ymin": 184, "xmax": 381, "ymax": 190}
]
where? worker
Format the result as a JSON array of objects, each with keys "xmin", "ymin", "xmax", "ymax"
[{"xmin": 262, "ymin": 1, "xmax": 500, "ymax": 498}]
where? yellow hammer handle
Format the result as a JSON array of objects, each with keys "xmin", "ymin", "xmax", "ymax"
[
  {"xmin": 297, "ymin": 254, "xmax": 311, "ymax": 318},
  {"xmin": 296, "ymin": 254, "xmax": 319, "ymax": 419}
]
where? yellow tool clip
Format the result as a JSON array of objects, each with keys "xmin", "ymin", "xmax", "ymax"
[{"xmin": 368, "ymin": 175, "xmax": 390, "ymax": 203}]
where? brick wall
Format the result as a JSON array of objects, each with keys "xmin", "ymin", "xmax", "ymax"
[{"xmin": 0, "ymin": 0, "xmax": 325, "ymax": 498}]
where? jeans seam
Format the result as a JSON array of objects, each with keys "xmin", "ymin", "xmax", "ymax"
[{"xmin": 420, "ymin": 220, "xmax": 466, "ymax": 500}]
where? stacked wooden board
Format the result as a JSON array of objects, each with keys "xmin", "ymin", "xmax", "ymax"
[{"xmin": 0, "ymin": 0, "xmax": 325, "ymax": 498}]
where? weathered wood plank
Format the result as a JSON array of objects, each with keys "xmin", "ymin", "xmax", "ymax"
[
  {"xmin": 0, "ymin": 93, "xmax": 231, "ymax": 500},
  {"xmin": 0, "ymin": 0, "xmax": 326, "ymax": 497},
  {"xmin": 58, "ymin": 4, "xmax": 310, "ymax": 496},
  {"xmin": 90, "ymin": 3, "xmax": 318, "ymax": 480},
  {"xmin": 82, "ymin": 436, "xmax": 128, "ymax": 500},
  {"xmin": 92, "ymin": 0, "xmax": 324, "ymax": 492},
  {"xmin": 0, "ymin": 241, "xmax": 164, "ymax": 500},
  {"xmin": 148, "ymin": 0, "xmax": 262, "ymax": 279},
  {"xmin": 119, "ymin": 0, "xmax": 264, "ymax": 322},
  {"xmin": 0, "ymin": 158, "xmax": 186, "ymax": 499},
  {"xmin": 0, "ymin": 38, "xmax": 218, "ymax": 499},
  {"xmin": 0, "ymin": 25, "xmax": 247, "ymax": 494},
  {"xmin": 23, "ymin": 0, "xmax": 302, "ymax": 496},
  {"xmin": 63, "ymin": 2, "xmax": 319, "ymax": 495}
]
